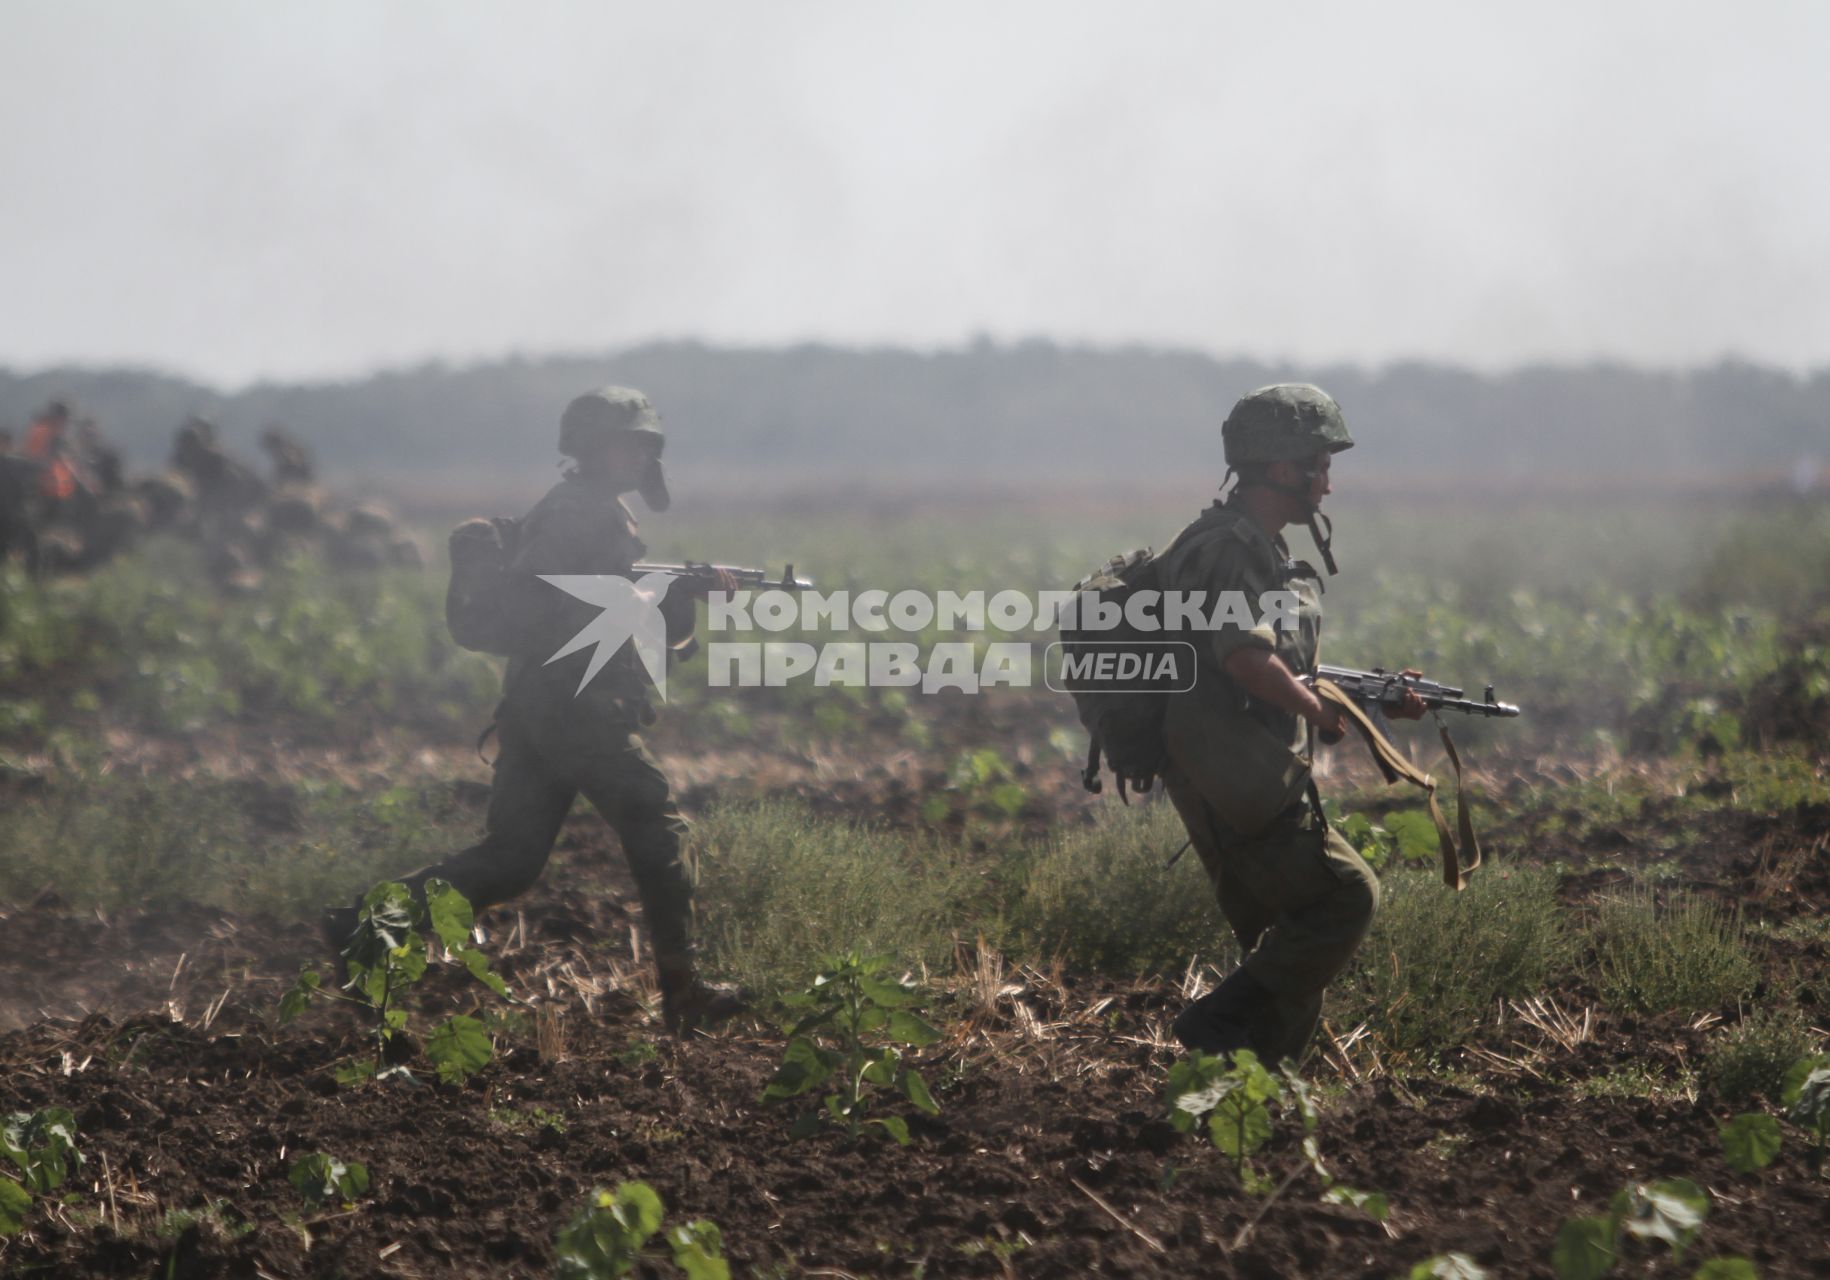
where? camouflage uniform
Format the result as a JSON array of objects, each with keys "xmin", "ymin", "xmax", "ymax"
[
  {"xmin": 1157, "ymin": 385, "xmax": 1378, "ymax": 1067},
  {"xmin": 375, "ymin": 388, "xmax": 716, "ymax": 1023},
  {"xmin": 399, "ymin": 471, "xmax": 700, "ymax": 964}
]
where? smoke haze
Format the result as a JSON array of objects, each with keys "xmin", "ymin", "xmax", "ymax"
[{"xmin": 3, "ymin": 1, "xmax": 1827, "ymax": 385}]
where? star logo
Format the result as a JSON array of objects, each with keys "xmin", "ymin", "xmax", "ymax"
[{"xmin": 538, "ymin": 572, "xmax": 678, "ymax": 699}]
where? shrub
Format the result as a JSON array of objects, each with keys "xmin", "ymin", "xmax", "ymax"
[
  {"xmin": 692, "ymin": 801, "xmax": 975, "ymax": 995},
  {"xmin": 1592, "ymin": 890, "xmax": 1758, "ymax": 1016},
  {"xmin": 1705, "ymin": 1006, "xmax": 1821, "ymax": 1103},
  {"xmin": 1336, "ymin": 865, "xmax": 1573, "ymax": 1056},
  {"xmin": 1007, "ymin": 800, "xmax": 1230, "ymax": 977}
]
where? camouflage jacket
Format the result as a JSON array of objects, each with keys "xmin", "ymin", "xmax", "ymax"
[
  {"xmin": 1154, "ymin": 496, "xmax": 1324, "ymax": 764},
  {"xmin": 502, "ymin": 472, "xmax": 693, "ymax": 721}
]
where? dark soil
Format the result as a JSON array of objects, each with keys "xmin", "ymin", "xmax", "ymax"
[{"xmin": 4, "ymin": 815, "xmax": 1829, "ymax": 1280}]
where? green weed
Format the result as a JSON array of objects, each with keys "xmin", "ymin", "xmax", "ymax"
[
  {"xmin": 555, "ymin": 1181, "xmax": 727, "ymax": 1280},
  {"xmin": 693, "ymin": 800, "xmax": 975, "ymax": 995},
  {"xmin": 1705, "ymin": 1006, "xmax": 1821, "ymax": 1103},
  {"xmin": 280, "ymin": 879, "xmax": 512, "ymax": 1085},
  {"xmin": 1336, "ymin": 866, "xmax": 1573, "ymax": 1056},
  {"xmin": 761, "ymin": 952, "xmax": 941, "ymax": 1145},
  {"xmin": 1008, "ymin": 800, "xmax": 1229, "ymax": 977},
  {"xmin": 1591, "ymin": 890, "xmax": 1758, "ymax": 1016}
]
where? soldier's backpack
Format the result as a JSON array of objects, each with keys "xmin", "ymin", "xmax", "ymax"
[
  {"xmin": 1062, "ymin": 505, "xmax": 1239, "ymax": 801},
  {"xmin": 445, "ymin": 516, "xmax": 526, "ymax": 656},
  {"xmin": 1061, "ymin": 547, "xmax": 1170, "ymax": 801}
]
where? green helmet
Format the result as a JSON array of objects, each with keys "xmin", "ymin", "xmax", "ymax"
[
  {"xmin": 1221, "ymin": 383, "xmax": 1353, "ymax": 466},
  {"xmin": 558, "ymin": 386, "xmax": 664, "ymax": 459}
]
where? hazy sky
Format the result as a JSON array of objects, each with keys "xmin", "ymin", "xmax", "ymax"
[{"xmin": 3, "ymin": 1, "xmax": 1826, "ymax": 387}]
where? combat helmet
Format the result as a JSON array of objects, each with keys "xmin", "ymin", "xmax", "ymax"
[
  {"xmin": 558, "ymin": 386, "xmax": 664, "ymax": 459},
  {"xmin": 558, "ymin": 386, "xmax": 670, "ymax": 511},
  {"xmin": 1221, "ymin": 384, "xmax": 1353, "ymax": 466}
]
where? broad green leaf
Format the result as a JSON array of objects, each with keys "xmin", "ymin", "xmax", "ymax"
[
  {"xmin": 858, "ymin": 975, "xmax": 918, "ymax": 1008},
  {"xmin": 612, "ymin": 1182, "xmax": 665, "ymax": 1240},
  {"xmin": 667, "ymin": 1221, "xmax": 730, "ymax": 1280},
  {"xmin": 278, "ymin": 970, "xmax": 320, "ymax": 1024},
  {"xmin": 900, "ymin": 1070, "xmax": 940, "ymax": 1116},
  {"xmin": 383, "ymin": 1008, "xmax": 410, "ymax": 1032},
  {"xmin": 423, "ymin": 879, "xmax": 475, "ymax": 951},
  {"xmin": 1386, "ymin": 810, "xmax": 1444, "ymax": 864},
  {"xmin": 352, "ymin": 883, "xmax": 417, "ymax": 960},
  {"xmin": 787, "ymin": 1111, "xmax": 824, "ymax": 1140},
  {"xmin": 1780, "ymin": 1055, "xmax": 1830, "ymax": 1110},
  {"xmin": 873, "ymin": 1115, "xmax": 912, "ymax": 1145},
  {"xmin": 426, "ymin": 1015, "xmax": 493, "ymax": 1084},
  {"xmin": 0, "ymin": 1177, "xmax": 30, "ymax": 1235},
  {"xmin": 1615, "ymin": 1179, "xmax": 1708, "ymax": 1259},
  {"xmin": 1551, "ymin": 1215, "xmax": 1617, "ymax": 1280},
  {"xmin": 333, "ymin": 1058, "xmax": 377, "ymax": 1087},
  {"xmin": 289, "ymin": 1153, "xmax": 367, "ymax": 1207},
  {"xmin": 1208, "ymin": 1100, "xmax": 1272, "ymax": 1158},
  {"xmin": 1408, "ymin": 1253, "xmax": 1490, "ymax": 1280},
  {"xmin": 887, "ymin": 1011, "xmax": 942, "ymax": 1048},
  {"xmin": 338, "ymin": 1162, "xmax": 371, "ymax": 1199},
  {"xmin": 762, "ymin": 1037, "xmax": 836, "ymax": 1102},
  {"xmin": 0, "ymin": 1115, "xmax": 26, "ymax": 1173},
  {"xmin": 1720, "ymin": 1113, "xmax": 1782, "ymax": 1173},
  {"xmin": 856, "ymin": 1004, "xmax": 889, "ymax": 1034},
  {"xmin": 1692, "ymin": 1259, "xmax": 1758, "ymax": 1280},
  {"xmin": 860, "ymin": 1053, "xmax": 898, "ymax": 1087},
  {"xmin": 1781, "ymin": 1060, "xmax": 1830, "ymax": 1136},
  {"xmin": 8, "ymin": 1110, "xmax": 79, "ymax": 1194},
  {"xmin": 391, "ymin": 943, "xmax": 428, "ymax": 986},
  {"xmin": 458, "ymin": 947, "xmax": 511, "ymax": 999}
]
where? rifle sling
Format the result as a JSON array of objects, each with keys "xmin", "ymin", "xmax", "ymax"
[{"xmin": 1312, "ymin": 679, "xmax": 1483, "ymax": 890}]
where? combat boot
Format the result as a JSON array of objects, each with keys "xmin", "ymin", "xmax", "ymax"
[
  {"xmin": 655, "ymin": 957, "xmax": 747, "ymax": 1038},
  {"xmin": 1171, "ymin": 967, "xmax": 1275, "ymax": 1058}
]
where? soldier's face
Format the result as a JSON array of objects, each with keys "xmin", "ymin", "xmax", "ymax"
[
  {"xmin": 585, "ymin": 433, "xmax": 655, "ymax": 486},
  {"xmin": 1304, "ymin": 453, "xmax": 1333, "ymax": 508},
  {"xmin": 1265, "ymin": 453, "xmax": 1331, "ymax": 512}
]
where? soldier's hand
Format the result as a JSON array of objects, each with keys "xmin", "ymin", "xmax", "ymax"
[
  {"xmin": 1390, "ymin": 668, "xmax": 1429, "ymax": 721},
  {"xmin": 692, "ymin": 567, "xmax": 739, "ymax": 599},
  {"xmin": 1315, "ymin": 700, "xmax": 1347, "ymax": 745}
]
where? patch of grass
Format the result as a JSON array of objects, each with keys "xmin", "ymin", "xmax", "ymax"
[
  {"xmin": 1705, "ymin": 1006, "xmax": 1822, "ymax": 1103},
  {"xmin": 0, "ymin": 770, "xmax": 476, "ymax": 914},
  {"xmin": 1568, "ymin": 1062, "xmax": 1697, "ymax": 1102},
  {"xmin": 1006, "ymin": 800, "xmax": 1230, "ymax": 978},
  {"xmin": 1335, "ymin": 865, "xmax": 1574, "ymax": 1057},
  {"xmin": 693, "ymin": 800, "xmax": 978, "ymax": 995},
  {"xmin": 488, "ymin": 1105, "xmax": 568, "ymax": 1135},
  {"xmin": 1591, "ymin": 889, "xmax": 1759, "ymax": 1016}
]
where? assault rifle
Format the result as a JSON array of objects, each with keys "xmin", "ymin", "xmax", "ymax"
[
  {"xmin": 1304, "ymin": 664, "xmax": 1521, "ymax": 722},
  {"xmin": 631, "ymin": 561, "xmax": 814, "ymax": 592}
]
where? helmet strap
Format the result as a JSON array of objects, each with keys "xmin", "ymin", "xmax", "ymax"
[{"xmin": 1308, "ymin": 510, "xmax": 1339, "ymax": 575}]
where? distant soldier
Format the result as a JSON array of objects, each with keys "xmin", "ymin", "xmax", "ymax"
[
  {"xmin": 322, "ymin": 387, "xmax": 743, "ymax": 1036},
  {"xmin": 1157, "ymin": 384, "xmax": 1425, "ymax": 1067},
  {"xmin": 169, "ymin": 416, "xmax": 267, "ymax": 563},
  {"xmin": 0, "ymin": 445, "xmax": 39, "ymax": 572},
  {"xmin": 260, "ymin": 424, "xmax": 314, "ymax": 486},
  {"xmin": 75, "ymin": 418, "xmax": 126, "ymax": 496},
  {"xmin": 23, "ymin": 400, "xmax": 83, "ymax": 506}
]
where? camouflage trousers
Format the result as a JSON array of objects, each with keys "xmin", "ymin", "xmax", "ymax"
[
  {"xmin": 1164, "ymin": 766, "xmax": 1380, "ymax": 1066},
  {"xmin": 401, "ymin": 696, "xmax": 697, "ymax": 962}
]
